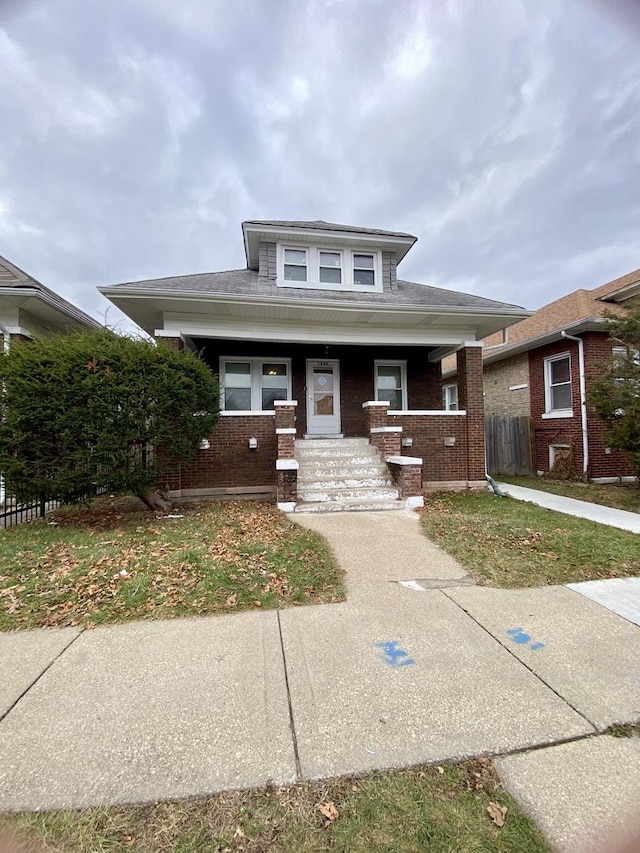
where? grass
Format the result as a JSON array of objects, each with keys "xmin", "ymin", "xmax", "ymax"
[
  {"xmin": 0, "ymin": 759, "xmax": 550, "ymax": 852},
  {"xmin": 0, "ymin": 498, "xmax": 344, "ymax": 632},
  {"xmin": 498, "ymin": 475, "xmax": 640, "ymax": 514},
  {"xmin": 420, "ymin": 491, "xmax": 640, "ymax": 588}
]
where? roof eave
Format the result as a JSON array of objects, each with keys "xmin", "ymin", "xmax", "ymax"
[
  {"xmin": 483, "ymin": 317, "xmax": 606, "ymax": 364},
  {"xmin": 241, "ymin": 222, "xmax": 417, "ymax": 269},
  {"xmin": 98, "ymin": 285, "xmax": 532, "ymax": 320},
  {"xmin": 0, "ymin": 287, "xmax": 101, "ymax": 330}
]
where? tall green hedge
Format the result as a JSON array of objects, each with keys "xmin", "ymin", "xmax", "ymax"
[{"xmin": 0, "ymin": 330, "xmax": 220, "ymax": 507}]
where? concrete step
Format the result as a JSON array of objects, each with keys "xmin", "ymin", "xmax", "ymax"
[
  {"xmin": 296, "ymin": 459, "xmax": 389, "ymax": 473},
  {"xmin": 295, "ymin": 447, "xmax": 381, "ymax": 460},
  {"xmin": 298, "ymin": 467, "xmax": 389, "ymax": 482},
  {"xmin": 297, "ymin": 486, "xmax": 400, "ymax": 503},
  {"xmin": 296, "ymin": 438, "xmax": 369, "ymax": 449},
  {"xmin": 294, "ymin": 498, "xmax": 405, "ymax": 513},
  {"xmin": 297, "ymin": 475, "xmax": 395, "ymax": 490}
]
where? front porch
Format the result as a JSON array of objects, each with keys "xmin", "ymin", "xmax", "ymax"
[{"xmin": 161, "ymin": 339, "xmax": 486, "ymax": 507}]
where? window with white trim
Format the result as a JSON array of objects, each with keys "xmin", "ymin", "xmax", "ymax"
[
  {"xmin": 374, "ymin": 360, "xmax": 407, "ymax": 410},
  {"xmin": 283, "ymin": 248, "xmax": 307, "ymax": 282},
  {"xmin": 277, "ymin": 245, "xmax": 382, "ymax": 292},
  {"xmin": 442, "ymin": 383, "xmax": 458, "ymax": 411},
  {"xmin": 319, "ymin": 251, "xmax": 342, "ymax": 284},
  {"xmin": 221, "ymin": 358, "xmax": 291, "ymax": 412},
  {"xmin": 544, "ymin": 353, "xmax": 572, "ymax": 414}
]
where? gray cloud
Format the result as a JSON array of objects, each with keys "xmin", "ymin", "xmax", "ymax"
[{"xmin": 0, "ymin": 0, "xmax": 638, "ymax": 333}]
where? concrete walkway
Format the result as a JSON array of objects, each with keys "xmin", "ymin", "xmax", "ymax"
[
  {"xmin": 1, "ymin": 510, "xmax": 639, "ymax": 853},
  {"xmin": 498, "ymin": 482, "xmax": 640, "ymax": 533}
]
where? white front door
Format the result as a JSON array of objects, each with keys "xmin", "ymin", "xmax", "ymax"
[{"xmin": 306, "ymin": 360, "xmax": 341, "ymax": 436}]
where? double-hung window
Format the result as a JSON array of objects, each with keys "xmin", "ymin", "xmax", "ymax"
[
  {"xmin": 374, "ymin": 361, "xmax": 407, "ymax": 410},
  {"xmin": 319, "ymin": 251, "xmax": 342, "ymax": 284},
  {"xmin": 544, "ymin": 353, "xmax": 572, "ymax": 416},
  {"xmin": 283, "ymin": 248, "xmax": 307, "ymax": 282},
  {"xmin": 353, "ymin": 253, "xmax": 375, "ymax": 287},
  {"xmin": 221, "ymin": 358, "xmax": 291, "ymax": 412}
]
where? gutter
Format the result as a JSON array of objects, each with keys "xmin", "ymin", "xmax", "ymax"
[{"xmin": 561, "ymin": 330, "xmax": 589, "ymax": 479}]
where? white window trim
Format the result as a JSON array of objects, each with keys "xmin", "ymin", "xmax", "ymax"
[
  {"xmin": 220, "ymin": 356, "xmax": 292, "ymax": 414},
  {"xmin": 442, "ymin": 383, "xmax": 458, "ymax": 411},
  {"xmin": 543, "ymin": 352, "xmax": 573, "ymax": 417},
  {"xmin": 277, "ymin": 244, "xmax": 383, "ymax": 293},
  {"xmin": 549, "ymin": 443, "xmax": 571, "ymax": 470},
  {"xmin": 374, "ymin": 359, "xmax": 407, "ymax": 410}
]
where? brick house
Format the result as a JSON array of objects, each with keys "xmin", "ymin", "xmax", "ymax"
[
  {"xmin": 481, "ymin": 269, "xmax": 640, "ymax": 482},
  {"xmin": 100, "ymin": 220, "xmax": 529, "ymax": 510},
  {"xmin": 0, "ymin": 255, "xmax": 100, "ymax": 345}
]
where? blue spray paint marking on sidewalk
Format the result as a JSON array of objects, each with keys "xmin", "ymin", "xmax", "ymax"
[
  {"xmin": 506, "ymin": 627, "xmax": 545, "ymax": 651},
  {"xmin": 375, "ymin": 640, "xmax": 415, "ymax": 667}
]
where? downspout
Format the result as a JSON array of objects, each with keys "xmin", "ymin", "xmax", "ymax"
[{"xmin": 561, "ymin": 330, "xmax": 589, "ymax": 480}]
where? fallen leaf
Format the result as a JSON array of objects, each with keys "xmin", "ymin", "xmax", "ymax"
[
  {"xmin": 318, "ymin": 801, "xmax": 339, "ymax": 822},
  {"xmin": 226, "ymin": 594, "xmax": 237, "ymax": 607},
  {"xmin": 487, "ymin": 802, "xmax": 507, "ymax": 827}
]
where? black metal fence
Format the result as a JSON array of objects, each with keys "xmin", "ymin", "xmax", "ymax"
[{"xmin": 0, "ymin": 486, "xmax": 108, "ymax": 530}]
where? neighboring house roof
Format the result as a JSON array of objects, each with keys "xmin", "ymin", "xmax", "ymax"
[
  {"xmin": 482, "ymin": 268, "xmax": 640, "ymax": 365},
  {"xmin": 0, "ymin": 254, "xmax": 100, "ymax": 334}
]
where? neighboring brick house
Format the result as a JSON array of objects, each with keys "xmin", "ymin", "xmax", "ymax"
[
  {"xmin": 482, "ymin": 269, "xmax": 640, "ymax": 482},
  {"xmin": 100, "ymin": 220, "xmax": 529, "ymax": 508},
  {"xmin": 0, "ymin": 255, "xmax": 100, "ymax": 345}
]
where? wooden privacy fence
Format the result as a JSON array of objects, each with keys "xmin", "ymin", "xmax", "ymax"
[{"xmin": 485, "ymin": 415, "xmax": 534, "ymax": 476}]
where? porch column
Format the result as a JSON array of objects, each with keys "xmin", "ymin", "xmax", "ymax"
[
  {"xmin": 275, "ymin": 400, "xmax": 298, "ymax": 510},
  {"xmin": 457, "ymin": 346, "xmax": 486, "ymax": 483},
  {"xmin": 362, "ymin": 401, "xmax": 402, "ymax": 456}
]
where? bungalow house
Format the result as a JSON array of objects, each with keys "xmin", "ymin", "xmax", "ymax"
[
  {"xmin": 481, "ymin": 269, "xmax": 640, "ymax": 482},
  {"xmin": 0, "ymin": 254, "xmax": 100, "ymax": 345},
  {"xmin": 100, "ymin": 220, "xmax": 530, "ymax": 511}
]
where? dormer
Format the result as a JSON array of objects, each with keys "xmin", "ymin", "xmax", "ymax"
[{"xmin": 242, "ymin": 220, "xmax": 416, "ymax": 294}]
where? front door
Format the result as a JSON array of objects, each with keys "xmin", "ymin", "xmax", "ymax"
[{"xmin": 306, "ymin": 360, "xmax": 341, "ymax": 436}]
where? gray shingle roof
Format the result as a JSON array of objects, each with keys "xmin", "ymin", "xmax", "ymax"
[
  {"xmin": 242, "ymin": 220, "xmax": 417, "ymax": 240},
  {"xmin": 107, "ymin": 267, "xmax": 525, "ymax": 312}
]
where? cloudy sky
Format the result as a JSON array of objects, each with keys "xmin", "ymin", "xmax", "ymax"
[{"xmin": 0, "ymin": 0, "xmax": 639, "ymax": 330}]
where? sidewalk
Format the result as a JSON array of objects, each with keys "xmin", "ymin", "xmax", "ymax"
[
  {"xmin": 1, "ymin": 510, "xmax": 639, "ymax": 852},
  {"xmin": 497, "ymin": 482, "xmax": 640, "ymax": 533}
]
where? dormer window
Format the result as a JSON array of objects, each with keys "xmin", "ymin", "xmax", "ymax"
[
  {"xmin": 319, "ymin": 251, "xmax": 342, "ymax": 284},
  {"xmin": 353, "ymin": 254, "xmax": 375, "ymax": 287},
  {"xmin": 283, "ymin": 248, "xmax": 307, "ymax": 282},
  {"xmin": 277, "ymin": 245, "xmax": 382, "ymax": 293}
]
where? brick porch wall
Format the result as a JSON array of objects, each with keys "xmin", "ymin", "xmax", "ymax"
[{"xmin": 163, "ymin": 415, "xmax": 276, "ymax": 493}]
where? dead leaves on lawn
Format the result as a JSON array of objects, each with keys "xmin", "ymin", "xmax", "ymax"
[
  {"xmin": 487, "ymin": 801, "xmax": 507, "ymax": 827},
  {"xmin": 0, "ymin": 501, "xmax": 339, "ymax": 630}
]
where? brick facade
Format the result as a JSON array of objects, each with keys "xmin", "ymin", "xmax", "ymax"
[
  {"xmin": 484, "ymin": 353, "xmax": 530, "ymax": 416},
  {"xmin": 528, "ymin": 333, "xmax": 632, "ymax": 479}
]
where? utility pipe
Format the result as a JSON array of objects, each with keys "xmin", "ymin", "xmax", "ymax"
[{"xmin": 561, "ymin": 330, "xmax": 589, "ymax": 479}]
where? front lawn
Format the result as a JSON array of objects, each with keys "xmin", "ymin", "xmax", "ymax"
[
  {"xmin": 0, "ymin": 499, "xmax": 343, "ymax": 632},
  {"xmin": 0, "ymin": 759, "xmax": 549, "ymax": 852},
  {"xmin": 421, "ymin": 492, "xmax": 640, "ymax": 588},
  {"xmin": 498, "ymin": 475, "xmax": 640, "ymax": 514}
]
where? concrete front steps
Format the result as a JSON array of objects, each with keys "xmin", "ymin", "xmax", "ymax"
[{"xmin": 294, "ymin": 437, "xmax": 405, "ymax": 513}]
